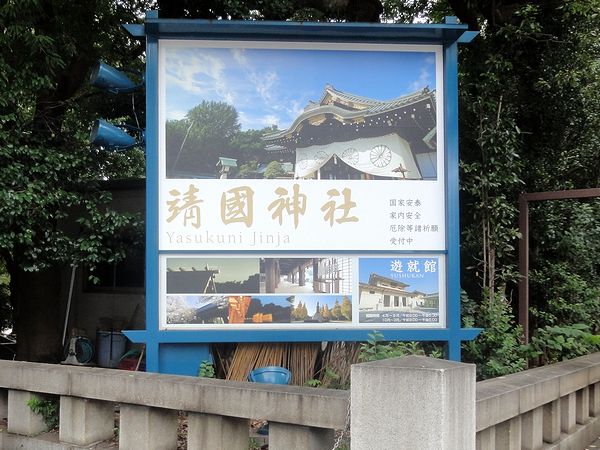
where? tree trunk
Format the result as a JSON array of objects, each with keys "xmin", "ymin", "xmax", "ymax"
[{"xmin": 10, "ymin": 265, "xmax": 63, "ymax": 362}]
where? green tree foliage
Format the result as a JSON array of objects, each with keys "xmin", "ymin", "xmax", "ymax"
[
  {"xmin": 0, "ymin": 0, "xmax": 148, "ymax": 361},
  {"xmin": 0, "ymin": 260, "xmax": 11, "ymax": 333},
  {"xmin": 526, "ymin": 324, "xmax": 600, "ymax": 366},
  {"xmin": 157, "ymin": 0, "xmax": 383, "ymax": 22},
  {"xmin": 359, "ymin": 331, "xmax": 443, "ymax": 362},
  {"xmin": 231, "ymin": 128, "xmax": 274, "ymax": 164},
  {"xmin": 236, "ymin": 161, "xmax": 259, "ymax": 179},
  {"xmin": 528, "ymin": 200, "xmax": 600, "ymax": 358},
  {"xmin": 462, "ymin": 291, "xmax": 527, "ymax": 379},
  {"xmin": 4, "ymin": 0, "xmax": 600, "ymax": 373},
  {"xmin": 322, "ymin": 304, "xmax": 331, "ymax": 320},
  {"xmin": 166, "ymin": 106, "xmax": 277, "ymax": 178},
  {"xmin": 331, "ymin": 300, "xmax": 342, "ymax": 321},
  {"xmin": 457, "ymin": 0, "xmax": 600, "ymax": 370},
  {"xmin": 341, "ymin": 296, "xmax": 352, "ymax": 321},
  {"xmin": 263, "ymin": 161, "xmax": 285, "ymax": 179},
  {"xmin": 166, "ymin": 101, "xmax": 241, "ymax": 176}
]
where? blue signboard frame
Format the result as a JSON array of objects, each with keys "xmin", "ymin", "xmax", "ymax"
[{"xmin": 123, "ymin": 11, "xmax": 481, "ymax": 375}]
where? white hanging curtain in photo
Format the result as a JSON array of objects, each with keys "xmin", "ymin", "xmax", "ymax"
[{"xmin": 294, "ymin": 133, "xmax": 422, "ymax": 179}]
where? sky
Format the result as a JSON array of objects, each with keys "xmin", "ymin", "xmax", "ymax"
[
  {"xmin": 166, "ymin": 257, "xmax": 259, "ymax": 282},
  {"xmin": 164, "ymin": 45, "xmax": 437, "ymax": 130},
  {"xmin": 359, "ymin": 257, "xmax": 440, "ymax": 294}
]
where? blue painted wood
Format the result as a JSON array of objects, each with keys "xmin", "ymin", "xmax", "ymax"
[
  {"xmin": 125, "ymin": 11, "xmax": 482, "ymax": 375},
  {"xmin": 144, "ymin": 32, "xmax": 160, "ymax": 373},
  {"xmin": 457, "ymin": 31, "xmax": 479, "ymax": 43},
  {"xmin": 157, "ymin": 249, "xmax": 449, "ymax": 256},
  {"xmin": 124, "ymin": 327, "xmax": 481, "ymax": 344},
  {"xmin": 122, "ymin": 23, "xmax": 144, "ymax": 37},
  {"xmin": 159, "ymin": 343, "xmax": 212, "ymax": 376},
  {"xmin": 127, "ymin": 15, "xmax": 471, "ymax": 45},
  {"xmin": 443, "ymin": 40, "xmax": 477, "ymax": 361}
]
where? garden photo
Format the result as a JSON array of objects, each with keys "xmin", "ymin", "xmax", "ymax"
[{"xmin": 292, "ymin": 294, "xmax": 352, "ymax": 323}]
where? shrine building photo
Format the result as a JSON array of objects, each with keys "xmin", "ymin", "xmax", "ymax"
[{"xmin": 262, "ymin": 85, "xmax": 438, "ymax": 181}]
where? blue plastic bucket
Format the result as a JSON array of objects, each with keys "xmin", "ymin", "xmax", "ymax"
[
  {"xmin": 248, "ymin": 366, "xmax": 291, "ymax": 385},
  {"xmin": 96, "ymin": 331, "xmax": 127, "ymax": 368}
]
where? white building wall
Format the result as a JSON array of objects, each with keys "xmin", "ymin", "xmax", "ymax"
[
  {"xmin": 359, "ymin": 291, "xmax": 383, "ymax": 310},
  {"xmin": 360, "ymin": 290, "xmax": 426, "ymax": 310}
]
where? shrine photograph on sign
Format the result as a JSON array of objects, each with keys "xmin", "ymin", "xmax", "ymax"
[
  {"xmin": 161, "ymin": 255, "xmax": 356, "ymax": 329},
  {"xmin": 166, "ymin": 294, "xmax": 293, "ymax": 325},
  {"xmin": 160, "ymin": 255, "xmax": 444, "ymax": 329},
  {"xmin": 162, "ymin": 42, "xmax": 440, "ymax": 181},
  {"xmin": 165, "ymin": 257, "xmax": 260, "ymax": 294},
  {"xmin": 158, "ymin": 41, "xmax": 446, "ymax": 252},
  {"xmin": 165, "ymin": 293, "xmax": 353, "ymax": 326}
]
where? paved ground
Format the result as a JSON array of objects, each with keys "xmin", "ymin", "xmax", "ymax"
[{"xmin": 586, "ymin": 437, "xmax": 600, "ymax": 449}]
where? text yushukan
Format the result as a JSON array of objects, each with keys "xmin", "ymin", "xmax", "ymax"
[{"xmin": 165, "ymin": 230, "xmax": 291, "ymax": 246}]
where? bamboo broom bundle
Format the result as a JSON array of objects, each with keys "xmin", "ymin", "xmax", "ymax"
[
  {"xmin": 212, "ymin": 344, "xmax": 235, "ymax": 379},
  {"xmin": 226, "ymin": 342, "xmax": 321, "ymax": 385},
  {"xmin": 226, "ymin": 343, "xmax": 262, "ymax": 380},
  {"xmin": 289, "ymin": 343, "xmax": 320, "ymax": 385},
  {"xmin": 317, "ymin": 341, "xmax": 361, "ymax": 388}
]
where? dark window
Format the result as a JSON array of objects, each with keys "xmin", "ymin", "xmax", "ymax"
[{"xmin": 84, "ymin": 247, "xmax": 144, "ymax": 292}]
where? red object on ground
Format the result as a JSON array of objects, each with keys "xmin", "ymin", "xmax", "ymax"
[{"xmin": 117, "ymin": 358, "xmax": 145, "ymax": 371}]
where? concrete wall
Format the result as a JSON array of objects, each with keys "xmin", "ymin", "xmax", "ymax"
[
  {"xmin": 0, "ymin": 353, "xmax": 599, "ymax": 449},
  {"xmin": 0, "ymin": 359, "xmax": 347, "ymax": 450},
  {"xmin": 476, "ymin": 352, "xmax": 600, "ymax": 450}
]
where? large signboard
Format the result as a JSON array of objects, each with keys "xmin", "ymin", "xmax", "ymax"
[
  {"xmin": 159, "ymin": 41, "xmax": 444, "ymax": 251},
  {"xmin": 161, "ymin": 255, "xmax": 445, "ymax": 329},
  {"xmin": 157, "ymin": 40, "xmax": 447, "ymax": 329},
  {"xmin": 122, "ymin": 15, "xmax": 480, "ymax": 374}
]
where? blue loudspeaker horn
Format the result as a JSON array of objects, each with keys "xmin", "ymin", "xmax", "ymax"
[
  {"xmin": 90, "ymin": 119, "xmax": 139, "ymax": 150},
  {"xmin": 89, "ymin": 61, "xmax": 141, "ymax": 93}
]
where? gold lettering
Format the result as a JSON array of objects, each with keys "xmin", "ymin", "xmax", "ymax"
[
  {"xmin": 321, "ymin": 187, "xmax": 358, "ymax": 226},
  {"xmin": 221, "ymin": 186, "xmax": 254, "ymax": 227},
  {"xmin": 267, "ymin": 183, "xmax": 306, "ymax": 228},
  {"xmin": 166, "ymin": 184, "xmax": 203, "ymax": 228}
]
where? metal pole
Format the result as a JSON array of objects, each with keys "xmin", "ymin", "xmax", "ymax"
[
  {"xmin": 61, "ymin": 265, "xmax": 78, "ymax": 347},
  {"xmin": 518, "ymin": 195, "xmax": 529, "ymax": 342},
  {"xmin": 518, "ymin": 188, "xmax": 600, "ymax": 343}
]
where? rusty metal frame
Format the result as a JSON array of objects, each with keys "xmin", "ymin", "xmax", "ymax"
[{"xmin": 518, "ymin": 188, "xmax": 600, "ymax": 342}]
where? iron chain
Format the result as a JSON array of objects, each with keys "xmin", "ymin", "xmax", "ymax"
[{"xmin": 331, "ymin": 397, "xmax": 351, "ymax": 450}]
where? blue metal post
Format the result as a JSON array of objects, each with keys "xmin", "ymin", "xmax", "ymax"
[
  {"xmin": 144, "ymin": 11, "xmax": 160, "ymax": 372},
  {"xmin": 444, "ymin": 38, "xmax": 462, "ymax": 360}
]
